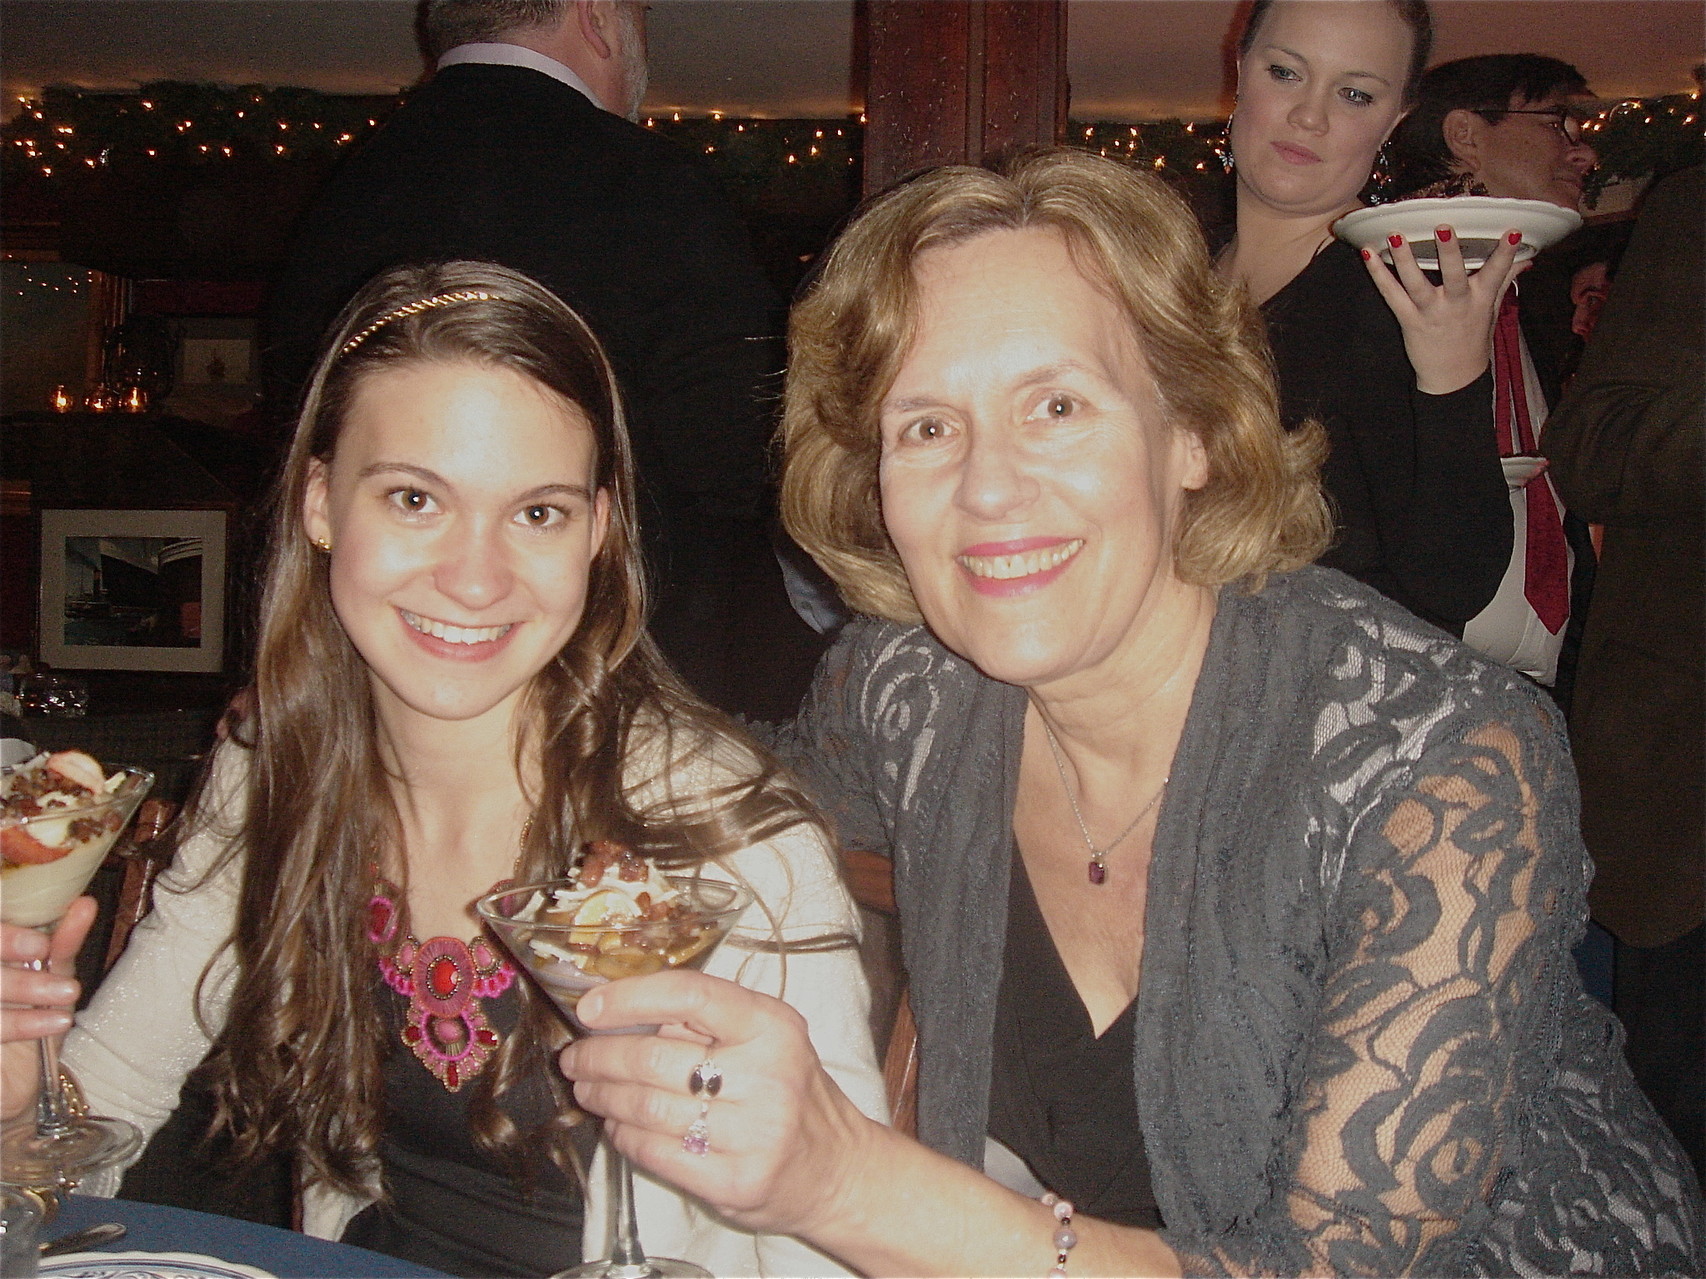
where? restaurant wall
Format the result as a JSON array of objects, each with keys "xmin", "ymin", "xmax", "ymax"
[{"xmin": 1, "ymin": 263, "xmax": 92, "ymax": 415}]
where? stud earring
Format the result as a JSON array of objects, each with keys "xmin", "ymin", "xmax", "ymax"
[{"xmin": 312, "ymin": 536, "xmax": 332, "ymax": 552}]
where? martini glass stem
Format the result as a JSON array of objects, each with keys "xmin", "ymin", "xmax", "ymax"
[
  {"xmin": 605, "ymin": 1134, "xmax": 653, "ymax": 1279},
  {"xmin": 27, "ymin": 951, "xmax": 76, "ymax": 1140}
]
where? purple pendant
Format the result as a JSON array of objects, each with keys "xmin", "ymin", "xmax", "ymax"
[{"xmin": 1088, "ymin": 860, "xmax": 1107, "ymax": 886}]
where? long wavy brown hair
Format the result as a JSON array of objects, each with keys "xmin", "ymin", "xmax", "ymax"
[{"xmin": 191, "ymin": 261, "xmax": 822, "ymax": 1198}]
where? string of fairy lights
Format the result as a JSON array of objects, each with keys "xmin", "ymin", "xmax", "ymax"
[
  {"xmin": 1074, "ymin": 92, "xmax": 1702, "ymax": 202},
  {"xmin": 0, "ymin": 83, "xmax": 871, "ymax": 180},
  {"xmin": 7, "ymin": 268, "xmax": 84, "ymax": 300},
  {"xmin": 3, "ymin": 82, "xmax": 1700, "ymax": 205}
]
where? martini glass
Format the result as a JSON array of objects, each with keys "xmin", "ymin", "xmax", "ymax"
[
  {"xmin": 478, "ymin": 874, "xmax": 753, "ymax": 1279},
  {"xmin": 2, "ymin": 764, "xmax": 153, "ymax": 1188}
]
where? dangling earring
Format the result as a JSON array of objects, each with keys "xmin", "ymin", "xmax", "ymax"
[
  {"xmin": 1221, "ymin": 112, "xmax": 1237, "ymax": 173},
  {"xmin": 1368, "ymin": 141, "xmax": 1395, "ymax": 203}
]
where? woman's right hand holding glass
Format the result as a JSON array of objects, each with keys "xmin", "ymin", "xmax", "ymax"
[
  {"xmin": 560, "ymin": 969, "xmax": 878, "ymax": 1242},
  {"xmin": 561, "ymin": 972, "xmax": 1186, "ymax": 1277},
  {"xmin": 0, "ymin": 898, "xmax": 94, "ymax": 1122},
  {"xmin": 1361, "ymin": 224, "xmax": 1527, "ymax": 395}
]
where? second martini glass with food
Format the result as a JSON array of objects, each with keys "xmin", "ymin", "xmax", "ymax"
[{"xmin": 478, "ymin": 842, "xmax": 751, "ymax": 1279}]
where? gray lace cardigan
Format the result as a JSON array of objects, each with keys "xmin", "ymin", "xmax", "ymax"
[{"xmin": 772, "ymin": 566, "xmax": 1704, "ymax": 1276}]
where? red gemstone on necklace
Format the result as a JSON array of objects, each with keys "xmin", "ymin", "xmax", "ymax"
[
  {"xmin": 445, "ymin": 1061, "xmax": 459, "ymax": 1089},
  {"xmin": 1088, "ymin": 861, "xmax": 1108, "ymax": 886},
  {"xmin": 427, "ymin": 954, "xmax": 459, "ymax": 999}
]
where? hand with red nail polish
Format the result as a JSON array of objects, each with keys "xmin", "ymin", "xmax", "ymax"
[{"xmin": 1358, "ymin": 210, "xmax": 1529, "ymax": 394}]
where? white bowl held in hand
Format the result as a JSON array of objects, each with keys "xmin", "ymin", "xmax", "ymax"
[{"xmin": 1336, "ymin": 197, "xmax": 1583, "ymax": 270}]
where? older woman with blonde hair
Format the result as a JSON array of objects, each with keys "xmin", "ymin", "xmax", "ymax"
[{"xmin": 559, "ymin": 149, "xmax": 1704, "ymax": 1276}]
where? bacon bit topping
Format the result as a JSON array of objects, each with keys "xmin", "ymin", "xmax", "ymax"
[{"xmin": 578, "ymin": 840, "xmax": 624, "ymax": 886}]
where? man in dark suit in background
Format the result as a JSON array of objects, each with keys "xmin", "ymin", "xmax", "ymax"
[
  {"xmin": 1545, "ymin": 166, "xmax": 1705, "ymax": 1181},
  {"xmin": 262, "ymin": 0, "xmax": 824, "ymax": 719}
]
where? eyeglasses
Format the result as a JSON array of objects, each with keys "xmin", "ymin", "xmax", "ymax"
[{"xmin": 1489, "ymin": 108, "xmax": 1589, "ymax": 145}]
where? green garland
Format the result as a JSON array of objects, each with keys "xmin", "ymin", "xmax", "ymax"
[
  {"xmin": 5, "ymin": 80, "xmax": 1698, "ymax": 211},
  {"xmin": 1577, "ymin": 94, "xmax": 1703, "ymax": 203},
  {"xmin": 1070, "ymin": 96, "xmax": 1703, "ymax": 210},
  {"xmin": 4, "ymin": 81, "xmax": 403, "ymax": 173}
]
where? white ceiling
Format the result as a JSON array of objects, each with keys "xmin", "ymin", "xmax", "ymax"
[{"xmin": 3, "ymin": 1, "xmax": 1701, "ymax": 123}]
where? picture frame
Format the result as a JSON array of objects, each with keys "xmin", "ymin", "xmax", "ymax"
[{"xmin": 38, "ymin": 508, "xmax": 226, "ymax": 673}]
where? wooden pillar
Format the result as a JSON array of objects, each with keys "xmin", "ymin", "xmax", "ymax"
[
  {"xmin": 85, "ymin": 270, "xmax": 131, "ymax": 391},
  {"xmin": 861, "ymin": 0, "xmax": 1068, "ymax": 197}
]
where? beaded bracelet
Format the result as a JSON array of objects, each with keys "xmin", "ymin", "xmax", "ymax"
[{"xmin": 1040, "ymin": 1191, "xmax": 1077, "ymax": 1276}]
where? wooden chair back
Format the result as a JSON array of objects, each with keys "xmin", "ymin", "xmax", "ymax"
[
  {"xmin": 103, "ymin": 798, "xmax": 179, "ymax": 972},
  {"xmin": 839, "ymin": 847, "xmax": 919, "ymax": 1137}
]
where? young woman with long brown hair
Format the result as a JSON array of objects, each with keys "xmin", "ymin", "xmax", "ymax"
[{"xmin": 0, "ymin": 260, "xmax": 883, "ymax": 1277}]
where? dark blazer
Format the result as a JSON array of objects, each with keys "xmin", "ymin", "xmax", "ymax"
[
  {"xmin": 1545, "ymin": 166, "xmax": 1704, "ymax": 948},
  {"xmin": 262, "ymin": 62, "xmax": 822, "ymax": 716}
]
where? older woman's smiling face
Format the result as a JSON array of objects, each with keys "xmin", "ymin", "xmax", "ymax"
[{"xmin": 878, "ymin": 227, "xmax": 1208, "ymax": 691}]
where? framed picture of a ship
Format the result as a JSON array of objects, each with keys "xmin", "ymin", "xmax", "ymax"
[{"xmin": 38, "ymin": 508, "xmax": 226, "ymax": 673}]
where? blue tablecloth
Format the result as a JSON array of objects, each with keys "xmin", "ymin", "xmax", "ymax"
[{"xmin": 46, "ymin": 1195, "xmax": 450, "ymax": 1278}]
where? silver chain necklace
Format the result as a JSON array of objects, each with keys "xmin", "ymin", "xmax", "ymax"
[{"xmin": 1040, "ymin": 719, "xmax": 1168, "ymax": 886}]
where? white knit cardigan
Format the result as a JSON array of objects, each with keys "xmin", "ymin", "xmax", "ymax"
[{"xmin": 66, "ymin": 742, "xmax": 887, "ymax": 1277}]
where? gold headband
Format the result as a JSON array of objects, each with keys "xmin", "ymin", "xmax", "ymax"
[{"xmin": 337, "ymin": 290, "xmax": 496, "ymax": 357}]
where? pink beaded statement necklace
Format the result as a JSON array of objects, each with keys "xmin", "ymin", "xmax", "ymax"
[{"xmin": 369, "ymin": 877, "xmax": 516, "ymax": 1091}]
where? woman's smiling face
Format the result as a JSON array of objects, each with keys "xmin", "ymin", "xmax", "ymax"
[
  {"xmin": 877, "ymin": 226, "xmax": 1207, "ymax": 692},
  {"xmin": 1230, "ymin": 0, "xmax": 1414, "ymax": 221},
  {"xmin": 304, "ymin": 359, "xmax": 609, "ymax": 735}
]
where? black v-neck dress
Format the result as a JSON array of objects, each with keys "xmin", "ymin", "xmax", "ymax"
[
  {"xmin": 341, "ymin": 978, "xmax": 595, "ymax": 1277},
  {"xmin": 986, "ymin": 850, "xmax": 1163, "ymax": 1229}
]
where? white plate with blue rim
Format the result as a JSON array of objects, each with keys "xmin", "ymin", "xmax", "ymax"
[
  {"xmin": 1336, "ymin": 196, "xmax": 1582, "ymax": 270},
  {"xmin": 41, "ymin": 1252, "xmax": 275, "ymax": 1279}
]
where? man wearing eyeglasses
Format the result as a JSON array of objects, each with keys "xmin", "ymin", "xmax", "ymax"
[
  {"xmin": 1390, "ymin": 50, "xmax": 1624, "ymax": 1040},
  {"xmin": 1380, "ymin": 54, "xmax": 1600, "ymax": 709},
  {"xmin": 1391, "ymin": 54, "xmax": 1598, "ymax": 210}
]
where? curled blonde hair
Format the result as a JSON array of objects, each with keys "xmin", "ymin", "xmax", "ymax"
[{"xmin": 781, "ymin": 148, "xmax": 1330, "ymax": 624}]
